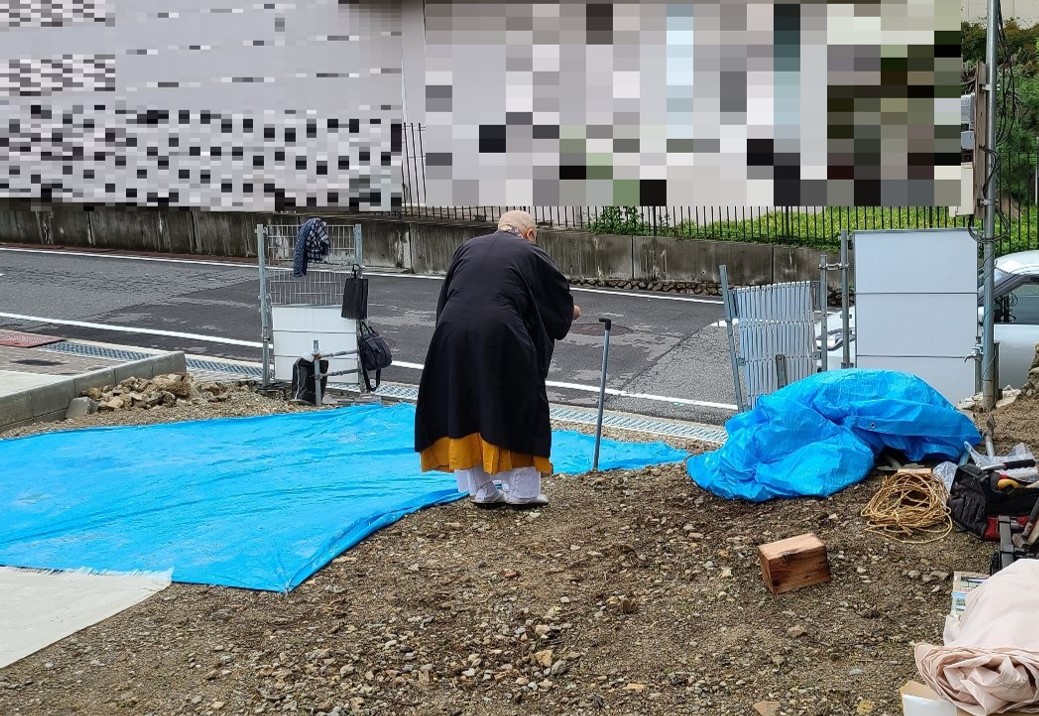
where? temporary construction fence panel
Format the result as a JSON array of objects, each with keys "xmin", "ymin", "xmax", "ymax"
[
  {"xmin": 853, "ymin": 228, "xmax": 978, "ymax": 404},
  {"xmin": 258, "ymin": 223, "xmax": 364, "ymax": 386},
  {"xmin": 721, "ymin": 272, "xmax": 817, "ymax": 410}
]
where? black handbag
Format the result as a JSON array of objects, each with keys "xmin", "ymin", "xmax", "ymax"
[
  {"xmin": 341, "ymin": 264, "xmax": 369, "ymax": 320},
  {"xmin": 357, "ymin": 320, "xmax": 392, "ymax": 392}
]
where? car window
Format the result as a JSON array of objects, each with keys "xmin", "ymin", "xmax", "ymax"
[
  {"xmin": 1000, "ymin": 279, "xmax": 1039, "ymax": 325},
  {"xmin": 983, "ymin": 268, "xmax": 1017, "ymax": 306},
  {"xmin": 986, "ymin": 267, "xmax": 1010, "ymax": 290}
]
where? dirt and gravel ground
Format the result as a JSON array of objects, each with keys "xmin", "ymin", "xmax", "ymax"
[{"xmin": 0, "ymin": 383, "xmax": 1036, "ymax": 716}]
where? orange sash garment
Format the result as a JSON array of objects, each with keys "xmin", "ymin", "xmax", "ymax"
[{"xmin": 420, "ymin": 433, "xmax": 553, "ymax": 476}]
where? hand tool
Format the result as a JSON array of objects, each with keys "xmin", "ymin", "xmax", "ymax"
[{"xmin": 985, "ymin": 459, "xmax": 1039, "ymax": 492}]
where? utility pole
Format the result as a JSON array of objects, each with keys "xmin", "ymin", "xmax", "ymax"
[{"xmin": 980, "ymin": 0, "xmax": 999, "ymax": 410}]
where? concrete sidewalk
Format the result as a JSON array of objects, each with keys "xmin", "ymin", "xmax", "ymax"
[
  {"xmin": 0, "ymin": 332, "xmax": 187, "ymax": 433},
  {"xmin": 0, "ymin": 343, "xmax": 136, "ymax": 396}
]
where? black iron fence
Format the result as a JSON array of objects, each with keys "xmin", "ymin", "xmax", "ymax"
[{"xmin": 396, "ymin": 123, "xmax": 1039, "ymax": 256}]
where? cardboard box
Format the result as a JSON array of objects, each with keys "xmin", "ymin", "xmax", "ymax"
[
  {"xmin": 950, "ymin": 572, "xmax": 988, "ymax": 619},
  {"xmin": 901, "ymin": 681, "xmax": 1032, "ymax": 716}
]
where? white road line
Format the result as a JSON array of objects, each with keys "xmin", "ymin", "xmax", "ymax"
[
  {"xmin": 0, "ymin": 245, "xmax": 724, "ymax": 305},
  {"xmin": 0, "ymin": 246, "xmax": 255, "ymax": 270},
  {"xmin": 332, "ymin": 358, "xmax": 734, "ymax": 409},
  {"xmin": 0, "ymin": 313, "xmax": 264, "ymax": 348},
  {"xmin": 1, "ymin": 312, "xmax": 736, "ymax": 411},
  {"xmin": 543, "ymin": 380, "xmax": 737, "ymax": 410},
  {"xmin": 390, "ymin": 360, "xmax": 424, "ymax": 370},
  {"xmin": 570, "ymin": 286, "xmax": 721, "ymax": 304}
]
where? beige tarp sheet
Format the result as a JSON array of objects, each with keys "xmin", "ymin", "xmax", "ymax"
[{"xmin": 916, "ymin": 559, "xmax": 1039, "ymax": 715}]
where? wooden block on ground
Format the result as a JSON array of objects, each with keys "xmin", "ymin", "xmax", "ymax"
[{"xmin": 758, "ymin": 533, "xmax": 831, "ymax": 595}]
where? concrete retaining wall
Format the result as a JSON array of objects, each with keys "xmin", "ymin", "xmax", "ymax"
[
  {"xmin": 0, "ymin": 199, "xmax": 847, "ymax": 286},
  {"xmin": 0, "ymin": 351, "xmax": 187, "ymax": 434}
]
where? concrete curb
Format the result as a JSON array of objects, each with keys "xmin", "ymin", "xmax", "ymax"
[{"xmin": 0, "ymin": 351, "xmax": 187, "ymax": 434}]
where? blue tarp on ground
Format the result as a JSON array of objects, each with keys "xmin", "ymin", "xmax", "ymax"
[
  {"xmin": 687, "ymin": 369, "xmax": 982, "ymax": 502},
  {"xmin": 0, "ymin": 403, "xmax": 687, "ymax": 592}
]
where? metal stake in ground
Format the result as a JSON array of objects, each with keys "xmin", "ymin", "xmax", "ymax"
[
  {"xmin": 592, "ymin": 317, "xmax": 612, "ymax": 472},
  {"xmin": 313, "ymin": 340, "xmax": 323, "ymax": 407}
]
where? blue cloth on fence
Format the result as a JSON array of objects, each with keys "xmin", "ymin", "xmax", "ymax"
[
  {"xmin": 291, "ymin": 218, "xmax": 330, "ymax": 277},
  {"xmin": 0, "ymin": 403, "xmax": 687, "ymax": 592},
  {"xmin": 687, "ymin": 369, "xmax": 981, "ymax": 502}
]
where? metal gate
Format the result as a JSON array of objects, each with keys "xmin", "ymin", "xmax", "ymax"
[
  {"xmin": 257, "ymin": 223, "xmax": 364, "ymax": 388},
  {"xmin": 720, "ymin": 265, "xmax": 819, "ymax": 410}
]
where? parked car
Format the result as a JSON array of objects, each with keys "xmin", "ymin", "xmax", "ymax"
[{"xmin": 817, "ymin": 250, "xmax": 1039, "ymax": 388}]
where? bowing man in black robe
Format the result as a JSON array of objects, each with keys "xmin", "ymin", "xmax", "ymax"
[{"xmin": 415, "ymin": 210, "xmax": 581, "ymax": 507}]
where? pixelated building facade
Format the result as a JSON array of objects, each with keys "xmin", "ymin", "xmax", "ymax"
[
  {"xmin": 0, "ymin": 0, "xmax": 404, "ymax": 212},
  {"xmin": 2, "ymin": 1, "xmax": 961, "ymax": 212}
]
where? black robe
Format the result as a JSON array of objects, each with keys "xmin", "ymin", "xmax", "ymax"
[{"xmin": 415, "ymin": 231, "xmax": 575, "ymax": 461}]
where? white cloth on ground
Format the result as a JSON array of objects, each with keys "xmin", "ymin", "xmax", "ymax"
[
  {"xmin": 915, "ymin": 559, "xmax": 1039, "ymax": 715},
  {"xmin": 455, "ymin": 465, "xmax": 541, "ymax": 502}
]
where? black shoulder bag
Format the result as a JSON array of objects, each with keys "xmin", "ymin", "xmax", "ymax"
[
  {"xmin": 357, "ymin": 319, "xmax": 392, "ymax": 392},
  {"xmin": 341, "ymin": 264, "xmax": 369, "ymax": 320}
]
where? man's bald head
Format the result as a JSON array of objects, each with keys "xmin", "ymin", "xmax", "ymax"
[{"xmin": 498, "ymin": 210, "xmax": 537, "ymax": 242}]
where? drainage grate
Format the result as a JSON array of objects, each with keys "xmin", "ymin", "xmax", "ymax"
[
  {"xmin": 349, "ymin": 383, "xmax": 727, "ymax": 444},
  {"xmin": 43, "ymin": 341, "xmax": 153, "ymax": 362},
  {"xmin": 365, "ymin": 383, "xmax": 421, "ymax": 401},
  {"xmin": 187, "ymin": 358, "xmax": 262, "ymax": 378},
  {"xmin": 44, "ymin": 341, "xmax": 261, "ymax": 379},
  {"xmin": 43, "ymin": 341, "xmax": 727, "ymax": 444},
  {"xmin": 549, "ymin": 406, "xmax": 727, "ymax": 444}
]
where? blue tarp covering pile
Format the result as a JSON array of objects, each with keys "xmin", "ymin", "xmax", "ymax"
[
  {"xmin": 688, "ymin": 369, "xmax": 982, "ymax": 502},
  {"xmin": 0, "ymin": 403, "xmax": 686, "ymax": 592}
]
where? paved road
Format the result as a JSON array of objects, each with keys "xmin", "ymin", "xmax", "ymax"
[{"xmin": 0, "ymin": 246, "xmax": 738, "ymax": 423}]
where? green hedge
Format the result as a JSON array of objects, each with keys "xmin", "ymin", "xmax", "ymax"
[{"xmin": 589, "ymin": 207, "xmax": 1038, "ymax": 256}]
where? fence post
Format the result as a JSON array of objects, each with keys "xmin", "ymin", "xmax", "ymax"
[
  {"xmin": 257, "ymin": 224, "xmax": 271, "ymax": 388},
  {"xmin": 840, "ymin": 229, "xmax": 852, "ymax": 369},
  {"xmin": 819, "ymin": 253, "xmax": 829, "ymax": 373},
  {"xmin": 720, "ymin": 264, "xmax": 746, "ymax": 412}
]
